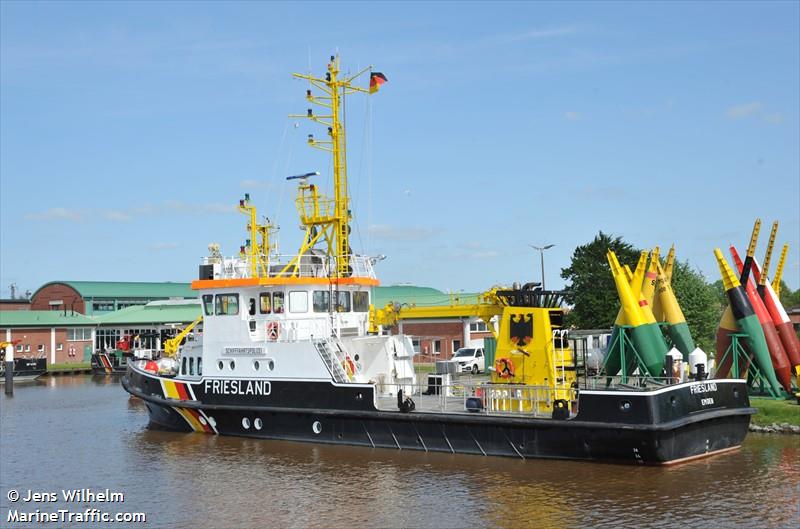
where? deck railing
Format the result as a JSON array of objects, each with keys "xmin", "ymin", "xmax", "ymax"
[
  {"xmin": 581, "ymin": 375, "xmax": 681, "ymax": 391},
  {"xmin": 377, "ymin": 379, "xmax": 578, "ymax": 418},
  {"xmin": 201, "ymin": 254, "xmax": 376, "ymax": 280}
]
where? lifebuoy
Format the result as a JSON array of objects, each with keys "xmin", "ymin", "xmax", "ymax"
[
  {"xmin": 266, "ymin": 322, "xmax": 280, "ymax": 341},
  {"xmin": 495, "ymin": 357, "xmax": 515, "ymax": 379}
]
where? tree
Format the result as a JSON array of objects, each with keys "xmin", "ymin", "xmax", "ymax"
[
  {"xmin": 671, "ymin": 261, "xmax": 722, "ymax": 353},
  {"xmin": 560, "ymin": 231, "xmax": 640, "ymax": 329},
  {"xmin": 777, "ymin": 280, "xmax": 800, "ymax": 309}
]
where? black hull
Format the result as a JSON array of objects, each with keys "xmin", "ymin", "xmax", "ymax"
[
  {"xmin": 123, "ymin": 367, "xmax": 754, "ymax": 465},
  {"xmin": 0, "ymin": 358, "xmax": 46, "ymax": 383}
]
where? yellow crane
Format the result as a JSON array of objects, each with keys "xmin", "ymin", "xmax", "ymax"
[
  {"xmin": 370, "ymin": 285, "xmax": 576, "ymax": 413},
  {"xmin": 163, "ymin": 316, "xmax": 203, "ymax": 358}
]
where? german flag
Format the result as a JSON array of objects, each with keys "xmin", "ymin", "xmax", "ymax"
[{"xmin": 369, "ymin": 72, "xmax": 388, "ymax": 94}]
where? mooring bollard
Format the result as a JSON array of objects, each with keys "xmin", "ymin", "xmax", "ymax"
[{"xmin": 4, "ymin": 343, "xmax": 14, "ymax": 395}]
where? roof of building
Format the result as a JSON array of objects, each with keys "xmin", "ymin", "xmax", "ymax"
[
  {"xmin": 94, "ymin": 300, "xmax": 202, "ymax": 325},
  {"xmin": 0, "ymin": 310, "xmax": 96, "ymax": 327},
  {"xmin": 372, "ymin": 285, "xmax": 482, "ymax": 308},
  {"xmin": 33, "ymin": 281, "xmax": 195, "ymax": 300}
]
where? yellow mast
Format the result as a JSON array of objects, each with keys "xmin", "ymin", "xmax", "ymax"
[
  {"xmin": 238, "ymin": 193, "xmax": 276, "ymax": 278},
  {"xmin": 772, "ymin": 243, "xmax": 789, "ymax": 296},
  {"xmin": 288, "ymin": 55, "xmax": 374, "ymax": 278}
]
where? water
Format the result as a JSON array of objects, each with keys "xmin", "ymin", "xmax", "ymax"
[{"xmin": 1, "ymin": 375, "xmax": 798, "ymax": 528}]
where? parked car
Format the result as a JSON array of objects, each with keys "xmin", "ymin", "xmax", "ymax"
[{"xmin": 450, "ymin": 347, "xmax": 485, "ymax": 374}]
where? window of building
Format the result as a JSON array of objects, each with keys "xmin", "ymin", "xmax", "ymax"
[
  {"xmin": 453, "ymin": 340, "xmax": 461, "ymax": 352},
  {"xmin": 215, "ymin": 294, "xmax": 239, "ymax": 316},
  {"xmin": 469, "ymin": 321, "xmax": 488, "ymax": 332},
  {"xmin": 56, "ymin": 343, "xmax": 63, "ymax": 351},
  {"xmin": 25, "ymin": 345, "xmax": 30, "ymax": 352},
  {"xmin": 412, "ymin": 339, "xmax": 421, "ymax": 353},
  {"xmin": 335, "ymin": 291, "xmax": 351, "ymax": 312},
  {"xmin": 92, "ymin": 302, "xmax": 115, "ymax": 312},
  {"xmin": 117, "ymin": 301, "xmax": 146, "ymax": 309},
  {"xmin": 273, "ymin": 292, "xmax": 285, "ymax": 313},
  {"xmin": 96, "ymin": 329, "xmax": 120, "ymax": 351},
  {"xmin": 16, "ymin": 344, "xmax": 23, "ymax": 352},
  {"xmin": 433, "ymin": 340, "xmax": 441, "ymax": 355},
  {"xmin": 67, "ymin": 328, "xmax": 92, "ymax": 341},
  {"xmin": 289, "ymin": 291, "xmax": 308, "ymax": 313},
  {"xmin": 37, "ymin": 344, "xmax": 45, "ymax": 353},
  {"xmin": 259, "ymin": 293, "xmax": 272, "ymax": 314},
  {"xmin": 353, "ymin": 291, "xmax": 369, "ymax": 312},
  {"xmin": 313, "ymin": 291, "xmax": 330, "ymax": 313},
  {"xmin": 202, "ymin": 295, "xmax": 214, "ymax": 316}
]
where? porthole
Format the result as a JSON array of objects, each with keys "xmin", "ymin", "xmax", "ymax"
[
  {"xmin": 253, "ymin": 360, "xmax": 260, "ymax": 371},
  {"xmin": 312, "ymin": 421, "xmax": 322, "ymax": 434},
  {"xmin": 355, "ymin": 392, "xmax": 363, "ymax": 401},
  {"xmin": 208, "ymin": 416, "xmax": 217, "ymax": 428},
  {"xmin": 619, "ymin": 400, "xmax": 632, "ymax": 412},
  {"xmin": 254, "ymin": 418, "xmax": 263, "ymax": 430},
  {"xmin": 229, "ymin": 360, "xmax": 236, "ymax": 370},
  {"xmin": 217, "ymin": 360, "xmax": 224, "ymax": 371},
  {"xmin": 733, "ymin": 388, "xmax": 740, "ymax": 399},
  {"xmin": 267, "ymin": 359, "xmax": 275, "ymax": 371},
  {"xmin": 242, "ymin": 417, "xmax": 251, "ymax": 430},
  {"xmin": 198, "ymin": 416, "xmax": 208, "ymax": 426},
  {"xmin": 670, "ymin": 396, "xmax": 677, "ymax": 407}
]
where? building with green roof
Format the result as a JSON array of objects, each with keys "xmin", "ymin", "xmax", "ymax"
[{"xmin": 30, "ymin": 281, "xmax": 196, "ymax": 315}]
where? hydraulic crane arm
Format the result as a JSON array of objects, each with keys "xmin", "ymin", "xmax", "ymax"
[{"xmin": 164, "ymin": 316, "xmax": 203, "ymax": 358}]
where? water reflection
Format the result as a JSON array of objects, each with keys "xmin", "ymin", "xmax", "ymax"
[{"xmin": 1, "ymin": 375, "xmax": 798, "ymax": 528}]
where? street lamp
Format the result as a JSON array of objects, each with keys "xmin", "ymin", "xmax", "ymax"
[{"xmin": 529, "ymin": 244, "xmax": 555, "ymax": 290}]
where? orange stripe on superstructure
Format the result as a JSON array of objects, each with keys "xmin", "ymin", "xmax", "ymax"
[{"xmin": 191, "ymin": 277, "xmax": 379, "ymax": 290}]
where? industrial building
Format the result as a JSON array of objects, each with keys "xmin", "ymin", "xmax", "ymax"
[{"xmin": 29, "ymin": 281, "xmax": 195, "ymax": 315}]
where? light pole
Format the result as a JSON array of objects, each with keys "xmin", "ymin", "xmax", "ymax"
[{"xmin": 529, "ymin": 244, "xmax": 555, "ymax": 290}]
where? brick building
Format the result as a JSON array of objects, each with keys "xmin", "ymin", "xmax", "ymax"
[{"xmin": 0, "ymin": 311, "xmax": 95, "ymax": 365}]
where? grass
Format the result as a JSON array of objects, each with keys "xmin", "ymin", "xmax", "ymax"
[
  {"xmin": 414, "ymin": 363, "xmax": 436, "ymax": 375},
  {"xmin": 750, "ymin": 396, "xmax": 800, "ymax": 426},
  {"xmin": 47, "ymin": 362, "xmax": 91, "ymax": 372}
]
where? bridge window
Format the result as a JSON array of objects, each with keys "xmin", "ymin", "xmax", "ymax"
[
  {"xmin": 335, "ymin": 291, "xmax": 351, "ymax": 312},
  {"xmin": 289, "ymin": 291, "xmax": 308, "ymax": 313},
  {"xmin": 248, "ymin": 298, "xmax": 256, "ymax": 316},
  {"xmin": 202, "ymin": 295, "xmax": 214, "ymax": 316},
  {"xmin": 197, "ymin": 358, "xmax": 202, "ymax": 376},
  {"xmin": 353, "ymin": 291, "xmax": 369, "ymax": 312},
  {"xmin": 259, "ymin": 293, "xmax": 272, "ymax": 314},
  {"xmin": 313, "ymin": 291, "xmax": 330, "ymax": 313},
  {"xmin": 189, "ymin": 357, "xmax": 195, "ymax": 376},
  {"xmin": 273, "ymin": 292, "xmax": 284, "ymax": 313},
  {"xmin": 215, "ymin": 294, "xmax": 239, "ymax": 316},
  {"xmin": 182, "ymin": 357, "xmax": 187, "ymax": 375}
]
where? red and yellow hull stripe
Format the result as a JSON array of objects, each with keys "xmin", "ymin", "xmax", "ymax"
[
  {"xmin": 99, "ymin": 354, "xmax": 113, "ymax": 374},
  {"xmin": 160, "ymin": 379, "xmax": 217, "ymax": 434}
]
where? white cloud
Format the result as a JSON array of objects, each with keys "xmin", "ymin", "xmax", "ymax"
[
  {"xmin": 101, "ymin": 210, "xmax": 131, "ymax": 222},
  {"xmin": 725, "ymin": 102, "xmax": 762, "ymax": 119},
  {"xmin": 564, "ymin": 111, "xmax": 582, "ymax": 121},
  {"xmin": 24, "ymin": 207, "xmax": 83, "ymax": 222},
  {"xmin": 494, "ymin": 26, "xmax": 581, "ymax": 44},
  {"xmin": 368, "ymin": 224, "xmax": 437, "ymax": 242},
  {"xmin": 764, "ymin": 113, "xmax": 784, "ymax": 124}
]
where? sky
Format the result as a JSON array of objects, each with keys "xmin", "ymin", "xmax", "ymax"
[{"xmin": 1, "ymin": 1, "xmax": 798, "ymax": 297}]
